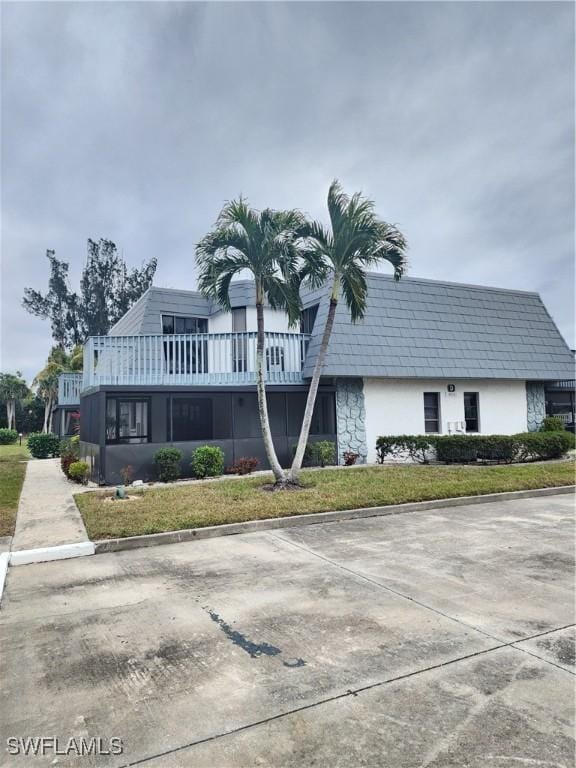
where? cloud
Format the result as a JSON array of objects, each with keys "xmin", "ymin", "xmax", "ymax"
[{"xmin": 1, "ymin": 1, "xmax": 573, "ymax": 382}]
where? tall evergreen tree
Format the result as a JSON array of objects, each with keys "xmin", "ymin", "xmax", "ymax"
[{"xmin": 23, "ymin": 240, "xmax": 157, "ymax": 347}]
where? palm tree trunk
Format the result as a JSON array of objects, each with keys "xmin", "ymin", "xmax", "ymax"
[
  {"xmin": 7, "ymin": 400, "xmax": 14, "ymax": 430},
  {"xmin": 289, "ymin": 276, "xmax": 339, "ymax": 481},
  {"xmin": 47, "ymin": 395, "xmax": 54, "ymax": 433},
  {"xmin": 255, "ymin": 295, "xmax": 286, "ymax": 483},
  {"xmin": 43, "ymin": 399, "xmax": 50, "ymax": 433}
]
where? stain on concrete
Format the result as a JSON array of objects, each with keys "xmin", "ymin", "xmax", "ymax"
[
  {"xmin": 282, "ymin": 658, "xmax": 307, "ymax": 668},
  {"xmin": 42, "ymin": 638, "xmax": 205, "ymax": 690},
  {"xmin": 537, "ymin": 635, "xmax": 575, "ymax": 668},
  {"xmin": 523, "ymin": 551, "xmax": 575, "ymax": 581},
  {"xmin": 207, "ymin": 610, "xmax": 282, "ymax": 659},
  {"xmin": 516, "ymin": 665, "xmax": 545, "ymax": 680}
]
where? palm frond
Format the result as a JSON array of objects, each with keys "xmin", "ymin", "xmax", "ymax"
[
  {"xmin": 264, "ymin": 274, "xmax": 302, "ymax": 327},
  {"xmin": 340, "ymin": 262, "xmax": 368, "ymax": 322}
]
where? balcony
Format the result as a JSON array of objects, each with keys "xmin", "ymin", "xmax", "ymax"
[
  {"xmin": 82, "ymin": 332, "xmax": 311, "ymax": 389},
  {"xmin": 58, "ymin": 372, "xmax": 83, "ymax": 405}
]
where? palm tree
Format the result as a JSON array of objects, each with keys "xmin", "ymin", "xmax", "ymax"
[
  {"xmin": 288, "ymin": 181, "xmax": 408, "ymax": 481},
  {"xmin": 196, "ymin": 199, "xmax": 306, "ymax": 484},
  {"xmin": 33, "ymin": 346, "xmax": 82, "ymax": 433},
  {"xmin": 0, "ymin": 372, "xmax": 30, "ymax": 430}
]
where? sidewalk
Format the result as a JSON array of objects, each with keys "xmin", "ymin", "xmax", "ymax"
[{"xmin": 11, "ymin": 459, "xmax": 90, "ymax": 551}]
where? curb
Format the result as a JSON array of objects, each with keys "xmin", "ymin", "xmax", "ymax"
[
  {"xmin": 94, "ymin": 484, "xmax": 575, "ymax": 554},
  {"xmin": 0, "ymin": 553, "xmax": 9, "ymax": 608},
  {"xmin": 9, "ymin": 541, "xmax": 96, "ymax": 567}
]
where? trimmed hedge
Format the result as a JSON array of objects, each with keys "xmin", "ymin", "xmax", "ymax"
[
  {"xmin": 27, "ymin": 432, "xmax": 60, "ymax": 459},
  {"xmin": 191, "ymin": 445, "xmax": 224, "ymax": 479},
  {"xmin": 154, "ymin": 447, "xmax": 183, "ymax": 482},
  {"xmin": 515, "ymin": 431, "xmax": 574, "ymax": 462},
  {"xmin": 0, "ymin": 428, "xmax": 18, "ymax": 445},
  {"xmin": 434, "ymin": 435, "xmax": 514, "ymax": 464},
  {"xmin": 376, "ymin": 435, "xmax": 432, "ymax": 464},
  {"xmin": 376, "ymin": 431, "xmax": 574, "ymax": 465}
]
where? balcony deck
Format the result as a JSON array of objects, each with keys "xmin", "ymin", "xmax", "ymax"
[
  {"xmin": 80, "ymin": 332, "xmax": 311, "ymax": 390},
  {"xmin": 58, "ymin": 373, "xmax": 83, "ymax": 405}
]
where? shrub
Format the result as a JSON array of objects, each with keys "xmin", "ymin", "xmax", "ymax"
[
  {"xmin": 27, "ymin": 432, "xmax": 60, "ymax": 459},
  {"xmin": 376, "ymin": 435, "xmax": 433, "ymax": 464},
  {"xmin": 68, "ymin": 460, "xmax": 89, "ymax": 484},
  {"xmin": 310, "ymin": 441, "xmax": 336, "ymax": 467},
  {"xmin": 376, "ymin": 432, "xmax": 574, "ymax": 466},
  {"xmin": 540, "ymin": 416, "xmax": 566, "ymax": 432},
  {"xmin": 474, "ymin": 435, "xmax": 516, "ymax": 464},
  {"xmin": 515, "ymin": 431, "xmax": 574, "ymax": 462},
  {"xmin": 0, "ymin": 428, "xmax": 18, "ymax": 445},
  {"xmin": 192, "ymin": 445, "xmax": 225, "ymax": 479},
  {"xmin": 432, "ymin": 435, "xmax": 479, "ymax": 463},
  {"xmin": 343, "ymin": 451, "xmax": 359, "ymax": 466},
  {"xmin": 154, "ymin": 447, "xmax": 183, "ymax": 482},
  {"xmin": 60, "ymin": 436, "xmax": 80, "ymax": 478},
  {"xmin": 229, "ymin": 456, "xmax": 259, "ymax": 475}
]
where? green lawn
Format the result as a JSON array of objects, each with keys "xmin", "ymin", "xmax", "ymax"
[
  {"xmin": 76, "ymin": 460, "xmax": 576, "ymax": 540},
  {"xmin": 0, "ymin": 442, "xmax": 29, "ymax": 537}
]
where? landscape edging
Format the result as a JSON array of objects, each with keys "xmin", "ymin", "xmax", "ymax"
[{"xmin": 93, "ymin": 484, "xmax": 575, "ymax": 554}]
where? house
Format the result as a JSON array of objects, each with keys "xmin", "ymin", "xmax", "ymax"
[{"xmin": 54, "ymin": 274, "xmax": 575, "ymax": 484}]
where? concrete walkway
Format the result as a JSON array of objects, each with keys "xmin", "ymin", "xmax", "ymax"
[{"xmin": 11, "ymin": 459, "xmax": 90, "ymax": 551}]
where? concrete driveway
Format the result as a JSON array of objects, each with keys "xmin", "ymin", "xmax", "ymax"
[{"xmin": 1, "ymin": 493, "xmax": 574, "ymax": 767}]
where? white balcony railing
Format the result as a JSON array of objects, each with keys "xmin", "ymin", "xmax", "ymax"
[
  {"xmin": 58, "ymin": 372, "xmax": 83, "ymax": 405},
  {"xmin": 82, "ymin": 332, "xmax": 311, "ymax": 388}
]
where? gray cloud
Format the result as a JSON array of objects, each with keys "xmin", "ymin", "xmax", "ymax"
[{"xmin": 2, "ymin": 1, "xmax": 574, "ymax": 382}]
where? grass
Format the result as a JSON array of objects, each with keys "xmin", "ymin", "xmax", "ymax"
[
  {"xmin": 76, "ymin": 460, "xmax": 576, "ymax": 540},
  {"xmin": 0, "ymin": 442, "xmax": 30, "ymax": 537}
]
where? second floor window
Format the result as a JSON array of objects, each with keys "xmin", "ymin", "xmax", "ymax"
[
  {"xmin": 300, "ymin": 304, "xmax": 319, "ymax": 335},
  {"xmin": 162, "ymin": 315, "xmax": 208, "ymax": 334}
]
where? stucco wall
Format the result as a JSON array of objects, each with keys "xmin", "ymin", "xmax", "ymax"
[
  {"xmin": 209, "ymin": 308, "xmax": 291, "ymax": 334},
  {"xmin": 363, "ymin": 378, "xmax": 529, "ymax": 463}
]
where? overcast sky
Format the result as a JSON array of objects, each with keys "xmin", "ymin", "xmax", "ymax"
[{"xmin": 1, "ymin": 1, "xmax": 574, "ymax": 383}]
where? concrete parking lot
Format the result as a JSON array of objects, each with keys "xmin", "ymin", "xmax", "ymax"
[{"xmin": 1, "ymin": 492, "xmax": 574, "ymax": 767}]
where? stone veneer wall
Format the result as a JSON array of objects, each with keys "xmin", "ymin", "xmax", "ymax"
[
  {"xmin": 526, "ymin": 382, "xmax": 546, "ymax": 432},
  {"xmin": 335, "ymin": 378, "xmax": 368, "ymax": 464}
]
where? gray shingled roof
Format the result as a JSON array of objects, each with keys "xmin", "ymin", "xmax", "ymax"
[
  {"xmin": 109, "ymin": 283, "xmax": 256, "ymax": 335},
  {"xmin": 109, "ymin": 274, "xmax": 574, "ymax": 381},
  {"xmin": 302, "ymin": 274, "xmax": 575, "ymax": 381}
]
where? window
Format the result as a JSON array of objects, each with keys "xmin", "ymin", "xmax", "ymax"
[
  {"xmin": 300, "ymin": 304, "xmax": 319, "ymax": 335},
  {"xmin": 232, "ymin": 307, "xmax": 246, "ymax": 332},
  {"xmin": 161, "ymin": 315, "xmax": 208, "ymax": 334},
  {"xmin": 424, "ymin": 392, "xmax": 440, "ymax": 433},
  {"xmin": 232, "ymin": 307, "xmax": 247, "ymax": 372},
  {"xmin": 464, "ymin": 392, "xmax": 479, "ymax": 432},
  {"xmin": 106, "ymin": 398, "xmax": 149, "ymax": 444},
  {"xmin": 170, "ymin": 398, "xmax": 213, "ymax": 441},
  {"xmin": 161, "ymin": 315, "xmax": 208, "ymax": 375}
]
